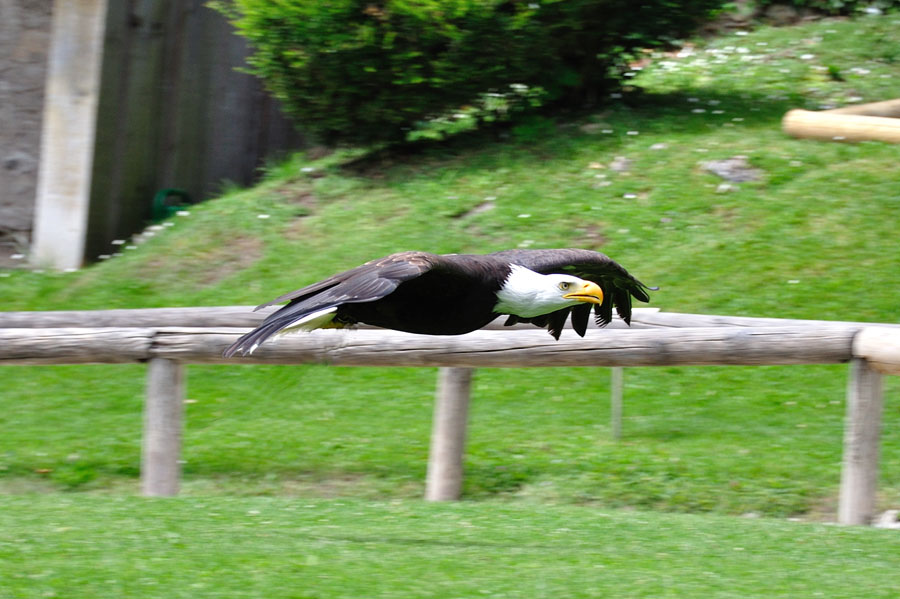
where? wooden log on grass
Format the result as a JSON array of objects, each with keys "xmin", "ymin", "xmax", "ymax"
[
  {"xmin": 825, "ymin": 98, "xmax": 900, "ymax": 118},
  {"xmin": 783, "ymin": 109, "xmax": 900, "ymax": 144}
]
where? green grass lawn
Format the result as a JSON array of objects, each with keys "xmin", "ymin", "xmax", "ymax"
[
  {"xmin": 2, "ymin": 495, "xmax": 900, "ymax": 599},
  {"xmin": 2, "ymin": 14, "xmax": 900, "ymax": 523}
]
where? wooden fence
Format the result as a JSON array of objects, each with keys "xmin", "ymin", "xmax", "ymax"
[{"xmin": 2, "ymin": 308, "xmax": 899, "ymax": 526}]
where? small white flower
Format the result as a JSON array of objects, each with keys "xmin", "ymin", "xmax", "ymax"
[
  {"xmin": 517, "ymin": 213, "xmax": 531, "ymax": 218},
  {"xmin": 176, "ymin": 210, "xmax": 191, "ymax": 216},
  {"xmin": 257, "ymin": 214, "xmax": 271, "ymax": 219}
]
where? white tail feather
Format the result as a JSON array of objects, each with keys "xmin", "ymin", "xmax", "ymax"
[{"xmin": 274, "ymin": 306, "xmax": 338, "ymax": 338}]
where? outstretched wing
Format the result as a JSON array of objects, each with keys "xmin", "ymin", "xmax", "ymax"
[
  {"xmin": 492, "ymin": 248, "xmax": 654, "ymax": 333},
  {"xmin": 223, "ymin": 252, "xmax": 438, "ymax": 357}
]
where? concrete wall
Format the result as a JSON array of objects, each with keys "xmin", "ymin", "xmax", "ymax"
[
  {"xmin": 16, "ymin": 0, "xmax": 306, "ymax": 269},
  {"xmin": 83, "ymin": 0, "xmax": 305, "ymax": 262},
  {"xmin": 0, "ymin": 0, "xmax": 52, "ymax": 266}
]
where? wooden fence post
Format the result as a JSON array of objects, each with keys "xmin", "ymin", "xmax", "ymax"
[
  {"xmin": 610, "ymin": 367, "xmax": 624, "ymax": 440},
  {"xmin": 839, "ymin": 358, "xmax": 884, "ymax": 525},
  {"xmin": 141, "ymin": 358, "xmax": 185, "ymax": 496},
  {"xmin": 425, "ymin": 367, "xmax": 473, "ymax": 501}
]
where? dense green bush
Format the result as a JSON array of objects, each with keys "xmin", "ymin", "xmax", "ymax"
[{"xmin": 213, "ymin": 0, "xmax": 726, "ymax": 144}]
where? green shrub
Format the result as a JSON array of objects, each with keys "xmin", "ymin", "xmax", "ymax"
[{"xmin": 213, "ymin": 0, "xmax": 726, "ymax": 144}]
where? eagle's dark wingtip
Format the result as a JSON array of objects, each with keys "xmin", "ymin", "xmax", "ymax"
[{"xmin": 222, "ymin": 344, "xmax": 243, "ymax": 359}]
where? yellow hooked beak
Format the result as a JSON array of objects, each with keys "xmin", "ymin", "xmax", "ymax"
[{"xmin": 563, "ymin": 280, "xmax": 604, "ymax": 305}]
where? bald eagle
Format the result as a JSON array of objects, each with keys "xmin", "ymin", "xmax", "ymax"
[{"xmin": 224, "ymin": 248, "xmax": 653, "ymax": 357}]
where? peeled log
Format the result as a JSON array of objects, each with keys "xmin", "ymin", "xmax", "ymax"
[
  {"xmin": 853, "ymin": 327, "xmax": 900, "ymax": 376},
  {"xmin": 825, "ymin": 99, "xmax": 900, "ymax": 118},
  {"xmin": 0, "ymin": 327, "xmax": 154, "ymax": 364},
  {"xmin": 152, "ymin": 326, "xmax": 858, "ymax": 368},
  {"xmin": 783, "ymin": 109, "xmax": 900, "ymax": 144}
]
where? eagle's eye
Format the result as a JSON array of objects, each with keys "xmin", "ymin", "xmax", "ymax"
[{"xmin": 558, "ymin": 281, "xmax": 571, "ymax": 291}]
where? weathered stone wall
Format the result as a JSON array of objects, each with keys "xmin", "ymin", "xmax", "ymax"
[{"xmin": 0, "ymin": 0, "xmax": 51, "ymax": 265}]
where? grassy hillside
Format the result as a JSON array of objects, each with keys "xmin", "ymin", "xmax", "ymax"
[{"xmin": 2, "ymin": 15, "xmax": 900, "ymax": 518}]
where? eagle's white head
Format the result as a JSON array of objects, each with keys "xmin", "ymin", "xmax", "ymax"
[{"xmin": 493, "ymin": 265, "xmax": 604, "ymax": 318}]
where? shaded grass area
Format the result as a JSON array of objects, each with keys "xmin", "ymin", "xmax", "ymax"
[
  {"xmin": 2, "ymin": 495, "xmax": 900, "ymax": 599},
  {"xmin": 1, "ymin": 15, "xmax": 900, "ymax": 517}
]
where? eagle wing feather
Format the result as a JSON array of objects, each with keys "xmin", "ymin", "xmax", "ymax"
[{"xmin": 224, "ymin": 252, "xmax": 439, "ymax": 356}]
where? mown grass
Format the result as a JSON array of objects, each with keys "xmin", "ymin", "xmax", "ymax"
[
  {"xmin": 3, "ymin": 495, "xmax": 900, "ymax": 599},
  {"xmin": 1, "ymin": 15, "xmax": 900, "ymax": 520}
]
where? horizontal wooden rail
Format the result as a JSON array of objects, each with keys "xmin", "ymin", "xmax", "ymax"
[
  {"xmin": 0, "ymin": 306, "xmax": 654, "ymax": 330},
  {"xmin": 4, "ymin": 306, "xmax": 898, "ymax": 333},
  {"xmin": 0, "ymin": 325, "xmax": 859, "ymax": 367},
  {"xmin": 0, "ymin": 306, "xmax": 276, "ymax": 328}
]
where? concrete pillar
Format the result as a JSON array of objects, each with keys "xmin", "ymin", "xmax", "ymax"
[{"xmin": 31, "ymin": 0, "xmax": 108, "ymax": 270}]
